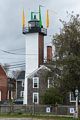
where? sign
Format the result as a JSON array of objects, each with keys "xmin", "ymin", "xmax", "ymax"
[
  {"xmin": 70, "ymin": 108, "xmax": 75, "ymax": 113},
  {"xmin": 46, "ymin": 107, "xmax": 51, "ymax": 113}
]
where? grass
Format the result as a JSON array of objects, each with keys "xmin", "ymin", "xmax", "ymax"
[{"xmin": 0, "ymin": 113, "xmax": 79, "ymax": 120}]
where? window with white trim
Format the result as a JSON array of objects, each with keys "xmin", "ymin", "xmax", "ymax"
[
  {"xmin": 33, "ymin": 77, "xmax": 39, "ymax": 88},
  {"xmin": 70, "ymin": 92, "xmax": 80, "ymax": 102},
  {"xmin": 48, "ymin": 79, "xmax": 50, "ymax": 88},
  {"xmin": 22, "ymin": 81, "xmax": 24, "ymax": 87},
  {"xmin": 47, "ymin": 77, "xmax": 53, "ymax": 88},
  {"xmin": 33, "ymin": 92, "xmax": 39, "ymax": 104},
  {"xmin": 20, "ymin": 91, "xmax": 24, "ymax": 98}
]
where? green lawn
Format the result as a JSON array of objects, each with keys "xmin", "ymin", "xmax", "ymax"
[{"xmin": 0, "ymin": 114, "xmax": 79, "ymax": 120}]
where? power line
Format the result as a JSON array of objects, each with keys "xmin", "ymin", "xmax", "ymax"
[
  {"xmin": 0, "ymin": 49, "xmax": 38, "ymax": 55},
  {"xmin": 6, "ymin": 63, "xmax": 25, "ymax": 69},
  {"xmin": 7, "ymin": 48, "xmax": 25, "ymax": 51},
  {"xmin": 9, "ymin": 63, "xmax": 25, "ymax": 67},
  {"xmin": 9, "ymin": 65, "xmax": 25, "ymax": 69},
  {"xmin": 0, "ymin": 49, "xmax": 25, "ymax": 55},
  {"xmin": 3, "ymin": 60, "xmax": 25, "ymax": 63}
]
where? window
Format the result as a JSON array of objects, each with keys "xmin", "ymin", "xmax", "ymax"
[
  {"xmin": 20, "ymin": 91, "xmax": 24, "ymax": 98},
  {"xmin": 36, "ymin": 22, "xmax": 39, "ymax": 27},
  {"xmin": 70, "ymin": 92, "xmax": 80, "ymax": 102},
  {"xmin": 0, "ymin": 90, "xmax": 1, "ymax": 101},
  {"xmin": 22, "ymin": 81, "xmax": 24, "ymax": 87},
  {"xmin": 48, "ymin": 79, "xmax": 50, "ymax": 88},
  {"xmin": 47, "ymin": 77, "xmax": 53, "ymax": 88},
  {"xmin": 33, "ymin": 77, "xmax": 39, "ymax": 88},
  {"xmin": 33, "ymin": 92, "xmax": 39, "ymax": 104},
  {"xmin": 29, "ymin": 22, "xmax": 35, "ymax": 27}
]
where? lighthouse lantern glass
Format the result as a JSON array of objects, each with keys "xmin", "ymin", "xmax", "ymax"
[
  {"xmin": 29, "ymin": 22, "xmax": 35, "ymax": 27},
  {"xmin": 36, "ymin": 22, "xmax": 40, "ymax": 27}
]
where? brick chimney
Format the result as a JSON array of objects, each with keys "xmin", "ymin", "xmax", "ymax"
[{"xmin": 47, "ymin": 46, "xmax": 52, "ymax": 63}]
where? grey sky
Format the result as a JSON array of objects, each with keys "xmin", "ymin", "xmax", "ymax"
[{"xmin": 0, "ymin": 0, "xmax": 80, "ymax": 70}]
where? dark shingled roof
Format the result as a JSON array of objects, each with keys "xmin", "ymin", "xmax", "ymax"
[{"xmin": 17, "ymin": 71, "xmax": 25, "ymax": 80}]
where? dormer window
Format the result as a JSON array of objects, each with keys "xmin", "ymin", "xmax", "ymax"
[{"xmin": 33, "ymin": 77, "xmax": 39, "ymax": 88}]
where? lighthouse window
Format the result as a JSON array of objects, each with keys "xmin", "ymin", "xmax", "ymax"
[
  {"xmin": 36, "ymin": 22, "xmax": 39, "ymax": 27},
  {"xmin": 33, "ymin": 77, "xmax": 39, "ymax": 88},
  {"xmin": 28, "ymin": 23, "xmax": 31, "ymax": 28},
  {"xmin": 30, "ymin": 22, "xmax": 35, "ymax": 27}
]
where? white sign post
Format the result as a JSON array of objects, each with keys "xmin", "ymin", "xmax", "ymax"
[
  {"xmin": 46, "ymin": 107, "xmax": 51, "ymax": 113},
  {"xmin": 70, "ymin": 108, "xmax": 75, "ymax": 114}
]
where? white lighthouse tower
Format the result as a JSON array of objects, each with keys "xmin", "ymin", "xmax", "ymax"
[{"xmin": 23, "ymin": 13, "xmax": 47, "ymax": 104}]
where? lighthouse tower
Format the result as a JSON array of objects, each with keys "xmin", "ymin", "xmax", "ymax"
[{"xmin": 23, "ymin": 15, "xmax": 47, "ymax": 104}]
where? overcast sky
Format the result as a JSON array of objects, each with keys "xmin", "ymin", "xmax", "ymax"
[{"xmin": 0, "ymin": 0, "xmax": 80, "ymax": 70}]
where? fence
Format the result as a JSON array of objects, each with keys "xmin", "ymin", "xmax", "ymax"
[{"xmin": 0, "ymin": 104, "xmax": 79, "ymax": 116}]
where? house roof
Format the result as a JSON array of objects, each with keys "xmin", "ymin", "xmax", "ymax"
[
  {"xmin": 25, "ymin": 64, "xmax": 61, "ymax": 79},
  {"xmin": 26, "ymin": 65, "xmax": 51, "ymax": 78},
  {"xmin": 17, "ymin": 71, "xmax": 25, "ymax": 80},
  {"xmin": 0, "ymin": 64, "xmax": 8, "ymax": 77},
  {"xmin": 45, "ymin": 64, "xmax": 61, "ymax": 75}
]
